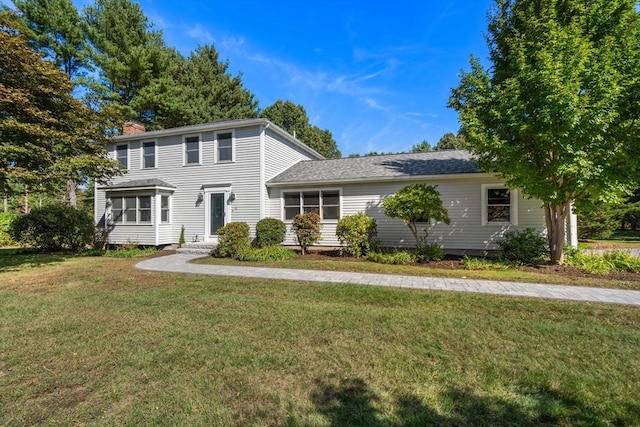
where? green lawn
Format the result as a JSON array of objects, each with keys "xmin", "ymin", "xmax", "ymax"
[{"xmin": 1, "ymin": 251, "xmax": 639, "ymax": 426}]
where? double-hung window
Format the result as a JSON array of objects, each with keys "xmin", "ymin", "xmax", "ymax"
[
  {"xmin": 116, "ymin": 144, "xmax": 128, "ymax": 169},
  {"xmin": 283, "ymin": 190, "xmax": 340, "ymax": 220},
  {"xmin": 142, "ymin": 141, "xmax": 155, "ymax": 168},
  {"xmin": 217, "ymin": 132, "xmax": 233, "ymax": 162},
  {"xmin": 482, "ymin": 185, "xmax": 518, "ymax": 225},
  {"xmin": 160, "ymin": 195, "xmax": 170, "ymax": 223},
  {"xmin": 110, "ymin": 195, "xmax": 152, "ymax": 224},
  {"xmin": 184, "ymin": 136, "xmax": 200, "ymax": 165}
]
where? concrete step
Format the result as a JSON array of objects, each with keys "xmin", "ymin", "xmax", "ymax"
[{"xmin": 176, "ymin": 242, "xmax": 217, "ymax": 255}]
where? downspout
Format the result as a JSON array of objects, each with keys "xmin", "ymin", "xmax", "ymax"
[{"xmin": 568, "ymin": 200, "xmax": 578, "ymax": 248}]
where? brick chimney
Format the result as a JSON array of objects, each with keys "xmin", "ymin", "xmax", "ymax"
[{"xmin": 123, "ymin": 120, "xmax": 146, "ymax": 135}]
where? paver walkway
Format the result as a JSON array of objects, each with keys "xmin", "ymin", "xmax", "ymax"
[{"xmin": 136, "ymin": 254, "xmax": 640, "ymax": 306}]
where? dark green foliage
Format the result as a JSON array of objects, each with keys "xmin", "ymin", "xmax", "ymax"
[
  {"xmin": 433, "ymin": 132, "xmax": 466, "ymax": 150},
  {"xmin": 10, "ymin": 204, "xmax": 94, "ymax": 251},
  {"xmin": 291, "ymin": 212, "xmax": 321, "ymax": 255},
  {"xmin": 497, "ymin": 228, "xmax": 549, "ymax": 266},
  {"xmin": 178, "ymin": 225, "xmax": 185, "ymax": 248},
  {"xmin": 576, "ymin": 203, "xmax": 620, "ymax": 240},
  {"xmin": 366, "ymin": 251, "xmax": 416, "ymax": 265},
  {"xmin": 335, "ymin": 213, "xmax": 378, "ymax": 257},
  {"xmin": 566, "ymin": 250, "xmax": 640, "ymax": 274},
  {"xmin": 411, "ymin": 140, "xmax": 431, "ymax": 152},
  {"xmin": 0, "ymin": 212, "xmax": 18, "ymax": 246},
  {"xmin": 414, "ymin": 242, "xmax": 444, "ymax": 262},
  {"xmin": 234, "ymin": 245, "xmax": 296, "ymax": 262},
  {"xmin": 261, "ymin": 99, "xmax": 341, "ymax": 158},
  {"xmin": 215, "ymin": 222, "xmax": 250, "ymax": 258},
  {"xmin": 255, "ymin": 217, "xmax": 286, "ymax": 247}
]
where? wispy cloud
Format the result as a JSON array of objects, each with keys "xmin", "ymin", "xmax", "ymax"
[
  {"xmin": 363, "ymin": 98, "xmax": 389, "ymax": 111},
  {"xmin": 186, "ymin": 24, "xmax": 215, "ymax": 45}
]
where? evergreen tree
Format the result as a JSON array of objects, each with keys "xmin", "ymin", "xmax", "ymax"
[{"xmin": 433, "ymin": 132, "xmax": 466, "ymax": 151}]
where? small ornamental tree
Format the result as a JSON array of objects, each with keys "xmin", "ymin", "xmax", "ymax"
[
  {"xmin": 291, "ymin": 212, "xmax": 321, "ymax": 255},
  {"xmin": 383, "ymin": 184, "xmax": 450, "ymax": 247},
  {"xmin": 255, "ymin": 217, "xmax": 286, "ymax": 247}
]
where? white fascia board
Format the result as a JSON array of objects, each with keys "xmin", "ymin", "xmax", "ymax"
[{"xmin": 266, "ymin": 172, "xmax": 496, "ymax": 188}]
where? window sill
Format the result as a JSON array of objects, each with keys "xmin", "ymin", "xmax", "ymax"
[{"xmin": 183, "ymin": 163, "xmax": 202, "ymax": 167}]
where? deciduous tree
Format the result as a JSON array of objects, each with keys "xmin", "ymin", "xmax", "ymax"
[{"xmin": 449, "ymin": 0, "xmax": 640, "ymax": 263}]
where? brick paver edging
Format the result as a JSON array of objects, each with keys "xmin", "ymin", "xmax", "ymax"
[{"xmin": 135, "ymin": 254, "xmax": 640, "ymax": 306}]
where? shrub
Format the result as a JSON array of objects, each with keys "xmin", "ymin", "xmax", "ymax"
[
  {"xmin": 336, "ymin": 213, "xmax": 378, "ymax": 257},
  {"xmin": 0, "ymin": 211, "xmax": 18, "ymax": 247},
  {"xmin": 366, "ymin": 250, "xmax": 416, "ymax": 265},
  {"xmin": 497, "ymin": 228, "xmax": 548, "ymax": 265},
  {"xmin": 565, "ymin": 250, "xmax": 640, "ymax": 274},
  {"xmin": 291, "ymin": 212, "xmax": 321, "ymax": 255},
  {"xmin": 235, "ymin": 245, "xmax": 296, "ymax": 262},
  {"xmin": 414, "ymin": 242, "xmax": 444, "ymax": 262},
  {"xmin": 179, "ymin": 225, "xmax": 186, "ymax": 248},
  {"xmin": 215, "ymin": 222, "xmax": 250, "ymax": 258},
  {"xmin": 255, "ymin": 217, "xmax": 287, "ymax": 247},
  {"xmin": 10, "ymin": 204, "xmax": 94, "ymax": 252}
]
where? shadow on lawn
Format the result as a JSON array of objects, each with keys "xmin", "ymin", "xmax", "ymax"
[
  {"xmin": 0, "ymin": 248, "xmax": 71, "ymax": 273},
  {"xmin": 309, "ymin": 376, "xmax": 631, "ymax": 426}
]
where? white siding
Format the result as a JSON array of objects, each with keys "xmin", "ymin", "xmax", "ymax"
[{"xmin": 270, "ymin": 177, "xmax": 546, "ymax": 252}]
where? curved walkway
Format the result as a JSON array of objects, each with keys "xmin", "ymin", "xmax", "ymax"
[{"xmin": 136, "ymin": 254, "xmax": 640, "ymax": 306}]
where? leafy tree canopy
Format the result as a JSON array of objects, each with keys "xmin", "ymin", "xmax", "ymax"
[
  {"xmin": 411, "ymin": 140, "xmax": 432, "ymax": 152},
  {"xmin": 433, "ymin": 132, "xmax": 466, "ymax": 151},
  {"xmin": 261, "ymin": 99, "xmax": 341, "ymax": 158},
  {"xmin": 449, "ymin": 0, "xmax": 640, "ymax": 263}
]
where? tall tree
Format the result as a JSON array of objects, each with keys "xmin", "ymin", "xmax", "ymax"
[
  {"xmin": 433, "ymin": 132, "xmax": 466, "ymax": 151},
  {"xmin": 13, "ymin": 0, "xmax": 89, "ymax": 80},
  {"xmin": 261, "ymin": 99, "xmax": 341, "ymax": 158},
  {"xmin": 0, "ymin": 11, "xmax": 119, "ymax": 199},
  {"xmin": 135, "ymin": 44, "xmax": 258, "ymax": 129},
  {"xmin": 449, "ymin": 0, "xmax": 640, "ymax": 264}
]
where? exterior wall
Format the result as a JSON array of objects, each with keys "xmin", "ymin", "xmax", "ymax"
[
  {"xmin": 268, "ymin": 176, "xmax": 546, "ymax": 252},
  {"xmin": 99, "ymin": 125, "xmax": 264, "ymax": 245}
]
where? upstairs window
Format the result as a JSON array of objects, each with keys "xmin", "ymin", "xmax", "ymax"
[
  {"xmin": 217, "ymin": 132, "xmax": 233, "ymax": 162},
  {"xmin": 283, "ymin": 190, "xmax": 341, "ymax": 220},
  {"xmin": 142, "ymin": 141, "xmax": 155, "ymax": 168},
  {"xmin": 184, "ymin": 136, "xmax": 200, "ymax": 165},
  {"xmin": 116, "ymin": 144, "xmax": 128, "ymax": 169}
]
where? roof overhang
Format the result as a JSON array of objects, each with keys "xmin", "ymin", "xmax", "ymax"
[{"xmin": 266, "ymin": 172, "xmax": 495, "ymax": 188}]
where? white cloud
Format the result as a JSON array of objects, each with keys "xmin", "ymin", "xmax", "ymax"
[
  {"xmin": 363, "ymin": 98, "xmax": 388, "ymax": 111},
  {"xmin": 186, "ymin": 24, "xmax": 215, "ymax": 45}
]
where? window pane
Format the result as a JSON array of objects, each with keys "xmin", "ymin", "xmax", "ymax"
[
  {"xmin": 285, "ymin": 207, "xmax": 299, "ymax": 220},
  {"xmin": 112, "ymin": 209, "xmax": 122, "ymax": 223},
  {"xmin": 161, "ymin": 195, "xmax": 169, "ymax": 209},
  {"xmin": 284, "ymin": 193, "xmax": 300, "ymax": 207},
  {"xmin": 111, "ymin": 197, "xmax": 122, "ymax": 210},
  {"xmin": 187, "ymin": 150, "xmax": 199, "ymax": 164},
  {"xmin": 185, "ymin": 138, "xmax": 199, "ymax": 164},
  {"xmin": 303, "ymin": 192, "xmax": 320, "ymax": 206},
  {"xmin": 161, "ymin": 209, "xmax": 169, "ymax": 222},
  {"xmin": 322, "ymin": 206, "xmax": 339, "ymax": 219},
  {"xmin": 488, "ymin": 188, "xmax": 510, "ymax": 204},
  {"xmin": 139, "ymin": 196, "xmax": 151, "ymax": 209},
  {"xmin": 322, "ymin": 191, "xmax": 339, "ymax": 206},
  {"xmin": 218, "ymin": 132, "xmax": 232, "ymax": 161},
  {"xmin": 218, "ymin": 147, "xmax": 232, "ymax": 162},
  {"xmin": 139, "ymin": 209, "xmax": 151, "ymax": 223},
  {"xmin": 304, "ymin": 206, "xmax": 320, "ymax": 215},
  {"xmin": 488, "ymin": 206, "xmax": 511, "ymax": 222},
  {"xmin": 125, "ymin": 210, "xmax": 137, "ymax": 222},
  {"xmin": 143, "ymin": 142, "xmax": 155, "ymax": 168},
  {"xmin": 116, "ymin": 145, "xmax": 127, "ymax": 168},
  {"xmin": 124, "ymin": 197, "xmax": 136, "ymax": 209}
]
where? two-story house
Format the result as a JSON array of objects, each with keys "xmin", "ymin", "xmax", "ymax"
[{"xmin": 96, "ymin": 118, "xmax": 577, "ymax": 252}]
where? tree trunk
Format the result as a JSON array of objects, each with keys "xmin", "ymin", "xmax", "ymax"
[
  {"xmin": 544, "ymin": 202, "xmax": 570, "ymax": 264},
  {"xmin": 67, "ymin": 179, "xmax": 77, "ymax": 208}
]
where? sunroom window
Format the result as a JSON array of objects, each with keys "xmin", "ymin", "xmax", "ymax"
[{"xmin": 283, "ymin": 190, "xmax": 340, "ymax": 220}]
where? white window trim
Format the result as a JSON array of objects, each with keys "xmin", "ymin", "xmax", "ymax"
[
  {"xmin": 215, "ymin": 130, "xmax": 235, "ymax": 163},
  {"xmin": 140, "ymin": 140, "xmax": 157, "ymax": 169},
  {"xmin": 183, "ymin": 134, "xmax": 202, "ymax": 166},
  {"xmin": 481, "ymin": 184, "xmax": 518, "ymax": 226},
  {"xmin": 160, "ymin": 194, "xmax": 171, "ymax": 224},
  {"xmin": 281, "ymin": 188, "xmax": 342, "ymax": 222},
  {"xmin": 204, "ymin": 186, "xmax": 232, "ymax": 241},
  {"xmin": 108, "ymin": 193, "xmax": 154, "ymax": 225},
  {"xmin": 115, "ymin": 143, "xmax": 129, "ymax": 170}
]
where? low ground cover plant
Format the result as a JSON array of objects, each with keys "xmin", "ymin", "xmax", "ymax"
[
  {"xmin": 235, "ymin": 245, "xmax": 296, "ymax": 262},
  {"xmin": 565, "ymin": 249, "xmax": 640, "ymax": 274},
  {"xmin": 367, "ymin": 250, "xmax": 416, "ymax": 265}
]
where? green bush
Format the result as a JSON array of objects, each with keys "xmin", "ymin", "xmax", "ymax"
[
  {"xmin": 366, "ymin": 250, "xmax": 416, "ymax": 265},
  {"xmin": 179, "ymin": 225, "xmax": 186, "ymax": 248},
  {"xmin": 461, "ymin": 255, "xmax": 512, "ymax": 271},
  {"xmin": 414, "ymin": 242, "xmax": 444, "ymax": 262},
  {"xmin": 215, "ymin": 222, "xmax": 250, "ymax": 258},
  {"xmin": 235, "ymin": 245, "xmax": 296, "ymax": 262},
  {"xmin": 497, "ymin": 228, "xmax": 549, "ymax": 265},
  {"xmin": 336, "ymin": 213, "xmax": 378, "ymax": 257},
  {"xmin": 10, "ymin": 204, "xmax": 94, "ymax": 252},
  {"xmin": 565, "ymin": 250, "xmax": 640, "ymax": 274},
  {"xmin": 291, "ymin": 212, "xmax": 321, "ymax": 255},
  {"xmin": 0, "ymin": 212, "xmax": 18, "ymax": 247},
  {"xmin": 255, "ymin": 217, "xmax": 286, "ymax": 247}
]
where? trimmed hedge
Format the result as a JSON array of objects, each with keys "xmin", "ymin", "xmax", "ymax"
[
  {"xmin": 336, "ymin": 213, "xmax": 378, "ymax": 257},
  {"xmin": 255, "ymin": 217, "xmax": 287, "ymax": 247},
  {"xmin": 215, "ymin": 222, "xmax": 250, "ymax": 258}
]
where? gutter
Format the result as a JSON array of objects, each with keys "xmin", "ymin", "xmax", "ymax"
[{"xmin": 266, "ymin": 172, "xmax": 495, "ymax": 188}]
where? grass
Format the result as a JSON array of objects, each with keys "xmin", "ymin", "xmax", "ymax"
[
  {"xmin": 1, "ymin": 251, "xmax": 640, "ymax": 425},
  {"xmin": 196, "ymin": 254, "xmax": 640, "ymax": 290}
]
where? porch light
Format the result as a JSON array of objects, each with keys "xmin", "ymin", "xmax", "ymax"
[
  {"xmin": 228, "ymin": 192, "xmax": 236, "ymax": 203},
  {"xmin": 196, "ymin": 192, "xmax": 204, "ymax": 204}
]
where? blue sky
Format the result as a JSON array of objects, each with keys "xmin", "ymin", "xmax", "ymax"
[{"xmin": 10, "ymin": 0, "xmax": 495, "ymax": 155}]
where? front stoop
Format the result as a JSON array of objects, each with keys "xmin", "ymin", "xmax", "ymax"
[{"xmin": 176, "ymin": 242, "xmax": 217, "ymax": 255}]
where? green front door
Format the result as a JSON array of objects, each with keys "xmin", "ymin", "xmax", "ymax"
[{"xmin": 210, "ymin": 193, "xmax": 225, "ymax": 235}]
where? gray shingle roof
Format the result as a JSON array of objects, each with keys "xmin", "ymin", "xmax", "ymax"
[
  {"xmin": 268, "ymin": 150, "xmax": 479, "ymax": 186},
  {"xmin": 102, "ymin": 178, "xmax": 176, "ymax": 190}
]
